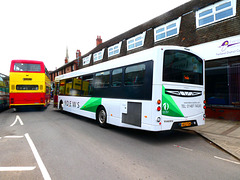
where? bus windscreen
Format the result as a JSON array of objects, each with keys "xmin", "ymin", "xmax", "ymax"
[
  {"xmin": 163, "ymin": 50, "xmax": 203, "ymax": 85},
  {"xmin": 14, "ymin": 63, "xmax": 41, "ymax": 72}
]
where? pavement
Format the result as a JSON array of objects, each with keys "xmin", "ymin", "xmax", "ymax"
[{"xmin": 187, "ymin": 118, "xmax": 240, "ymax": 161}]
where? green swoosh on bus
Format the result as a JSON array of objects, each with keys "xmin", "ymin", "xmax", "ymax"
[
  {"xmin": 162, "ymin": 85, "xmax": 184, "ymax": 117},
  {"xmin": 80, "ymin": 98, "xmax": 102, "ymax": 113}
]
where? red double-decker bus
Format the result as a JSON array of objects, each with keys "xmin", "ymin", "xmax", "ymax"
[{"xmin": 9, "ymin": 60, "xmax": 51, "ymax": 108}]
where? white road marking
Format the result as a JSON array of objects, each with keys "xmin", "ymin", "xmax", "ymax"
[
  {"xmin": 25, "ymin": 133, "xmax": 51, "ymax": 180},
  {"xmin": 0, "ymin": 166, "xmax": 36, "ymax": 171},
  {"xmin": 10, "ymin": 115, "xmax": 24, "ymax": 126},
  {"xmin": 214, "ymin": 156, "xmax": 240, "ymax": 165},
  {"xmin": 173, "ymin": 144, "xmax": 193, "ymax": 151},
  {"xmin": 4, "ymin": 136, "xmax": 24, "ymax": 139}
]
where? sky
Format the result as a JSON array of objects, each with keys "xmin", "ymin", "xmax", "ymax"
[{"xmin": 0, "ymin": 0, "xmax": 190, "ymax": 76}]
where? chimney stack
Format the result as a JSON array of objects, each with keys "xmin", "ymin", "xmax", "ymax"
[
  {"xmin": 96, "ymin": 36, "xmax": 102, "ymax": 46},
  {"xmin": 76, "ymin": 50, "xmax": 81, "ymax": 59}
]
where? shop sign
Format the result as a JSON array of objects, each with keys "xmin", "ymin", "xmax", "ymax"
[{"xmin": 190, "ymin": 35, "xmax": 240, "ymax": 60}]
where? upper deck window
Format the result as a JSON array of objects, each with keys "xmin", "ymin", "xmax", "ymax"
[
  {"xmin": 127, "ymin": 32, "xmax": 146, "ymax": 51},
  {"xmin": 154, "ymin": 17, "xmax": 181, "ymax": 42},
  {"xmin": 14, "ymin": 63, "xmax": 41, "ymax": 72},
  {"xmin": 93, "ymin": 49, "xmax": 105, "ymax": 62},
  {"xmin": 108, "ymin": 42, "xmax": 122, "ymax": 57},
  {"xmin": 196, "ymin": 0, "xmax": 236, "ymax": 28}
]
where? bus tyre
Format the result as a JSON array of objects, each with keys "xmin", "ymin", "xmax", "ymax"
[{"xmin": 97, "ymin": 107, "xmax": 108, "ymax": 128}]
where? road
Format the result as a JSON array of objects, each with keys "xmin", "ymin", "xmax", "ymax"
[{"xmin": 0, "ymin": 104, "xmax": 239, "ymax": 180}]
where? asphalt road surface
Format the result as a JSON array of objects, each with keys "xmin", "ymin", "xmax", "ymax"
[{"xmin": 0, "ymin": 104, "xmax": 239, "ymax": 180}]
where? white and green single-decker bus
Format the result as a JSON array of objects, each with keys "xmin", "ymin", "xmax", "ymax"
[{"xmin": 54, "ymin": 46, "xmax": 205, "ymax": 131}]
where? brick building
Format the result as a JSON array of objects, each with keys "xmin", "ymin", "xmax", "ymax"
[
  {"xmin": 50, "ymin": 0, "xmax": 240, "ymax": 120},
  {"xmin": 50, "ymin": 47, "xmax": 79, "ymax": 83}
]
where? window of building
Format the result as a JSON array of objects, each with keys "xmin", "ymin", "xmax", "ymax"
[
  {"xmin": 206, "ymin": 57, "xmax": 240, "ymax": 106},
  {"xmin": 112, "ymin": 68, "xmax": 123, "ymax": 87},
  {"xmin": 93, "ymin": 49, "xmax": 105, "ymax": 62},
  {"xmin": 124, "ymin": 63, "xmax": 145, "ymax": 86},
  {"xmin": 154, "ymin": 17, "xmax": 181, "ymax": 42},
  {"xmin": 83, "ymin": 54, "xmax": 92, "ymax": 66},
  {"xmin": 94, "ymin": 71, "xmax": 110, "ymax": 88},
  {"xmin": 108, "ymin": 42, "xmax": 122, "ymax": 57},
  {"xmin": 196, "ymin": 0, "xmax": 236, "ymax": 28},
  {"xmin": 127, "ymin": 32, "xmax": 146, "ymax": 51}
]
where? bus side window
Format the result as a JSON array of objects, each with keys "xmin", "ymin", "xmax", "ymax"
[
  {"xmin": 59, "ymin": 80, "xmax": 66, "ymax": 95},
  {"xmin": 124, "ymin": 63, "xmax": 145, "ymax": 86},
  {"xmin": 65, "ymin": 78, "xmax": 73, "ymax": 95},
  {"xmin": 94, "ymin": 71, "xmax": 110, "ymax": 88},
  {"xmin": 82, "ymin": 74, "xmax": 93, "ymax": 96},
  {"xmin": 112, "ymin": 68, "xmax": 122, "ymax": 87},
  {"xmin": 71, "ymin": 77, "xmax": 82, "ymax": 96}
]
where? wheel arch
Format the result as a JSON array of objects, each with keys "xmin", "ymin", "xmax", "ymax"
[{"xmin": 96, "ymin": 105, "xmax": 106, "ymax": 118}]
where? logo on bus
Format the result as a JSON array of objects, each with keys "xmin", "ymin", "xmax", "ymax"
[{"xmin": 163, "ymin": 103, "xmax": 169, "ymax": 111}]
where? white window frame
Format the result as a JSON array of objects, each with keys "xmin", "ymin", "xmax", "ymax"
[
  {"xmin": 108, "ymin": 42, "xmax": 122, "ymax": 57},
  {"xmin": 196, "ymin": 0, "xmax": 237, "ymax": 28},
  {"xmin": 154, "ymin": 17, "xmax": 181, "ymax": 42},
  {"xmin": 127, "ymin": 32, "xmax": 146, "ymax": 51},
  {"xmin": 82, "ymin": 54, "xmax": 92, "ymax": 66},
  {"xmin": 93, "ymin": 49, "xmax": 105, "ymax": 62}
]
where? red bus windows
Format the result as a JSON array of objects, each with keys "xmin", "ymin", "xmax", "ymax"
[
  {"xmin": 94, "ymin": 71, "xmax": 110, "ymax": 88},
  {"xmin": 112, "ymin": 68, "xmax": 122, "ymax": 87},
  {"xmin": 16, "ymin": 85, "xmax": 38, "ymax": 90},
  {"xmin": 59, "ymin": 80, "xmax": 66, "ymax": 95},
  {"xmin": 14, "ymin": 63, "xmax": 41, "ymax": 72},
  {"xmin": 71, "ymin": 77, "xmax": 82, "ymax": 96},
  {"xmin": 82, "ymin": 75, "xmax": 93, "ymax": 96},
  {"xmin": 124, "ymin": 63, "xmax": 146, "ymax": 86}
]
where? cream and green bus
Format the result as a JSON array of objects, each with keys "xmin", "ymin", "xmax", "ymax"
[{"xmin": 54, "ymin": 46, "xmax": 205, "ymax": 131}]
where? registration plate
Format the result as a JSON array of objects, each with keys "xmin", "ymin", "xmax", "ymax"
[{"xmin": 181, "ymin": 122, "xmax": 192, "ymax": 127}]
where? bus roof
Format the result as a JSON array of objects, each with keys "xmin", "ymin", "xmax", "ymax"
[{"xmin": 55, "ymin": 45, "xmax": 200, "ymax": 81}]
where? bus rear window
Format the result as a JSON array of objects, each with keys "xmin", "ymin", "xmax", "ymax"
[
  {"xmin": 16, "ymin": 85, "xmax": 38, "ymax": 90},
  {"xmin": 163, "ymin": 50, "xmax": 203, "ymax": 85},
  {"xmin": 14, "ymin": 63, "xmax": 41, "ymax": 72}
]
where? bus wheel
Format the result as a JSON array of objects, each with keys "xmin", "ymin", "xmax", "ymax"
[{"xmin": 97, "ymin": 107, "xmax": 108, "ymax": 128}]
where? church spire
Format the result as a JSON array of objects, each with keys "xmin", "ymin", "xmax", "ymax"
[{"xmin": 65, "ymin": 46, "xmax": 69, "ymax": 64}]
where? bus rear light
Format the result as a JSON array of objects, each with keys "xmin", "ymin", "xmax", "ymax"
[
  {"xmin": 157, "ymin": 106, "xmax": 161, "ymax": 111},
  {"xmin": 11, "ymin": 98, "xmax": 14, "ymax": 104},
  {"xmin": 203, "ymin": 100, "xmax": 206, "ymax": 104},
  {"xmin": 40, "ymin": 98, "xmax": 44, "ymax": 103},
  {"xmin": 203, "ymin": 105, "xmax": 206, "ymax": 109},
  {"xmin": 157, "ymin": 99, "xmax": 161, "ymax": 104}
]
